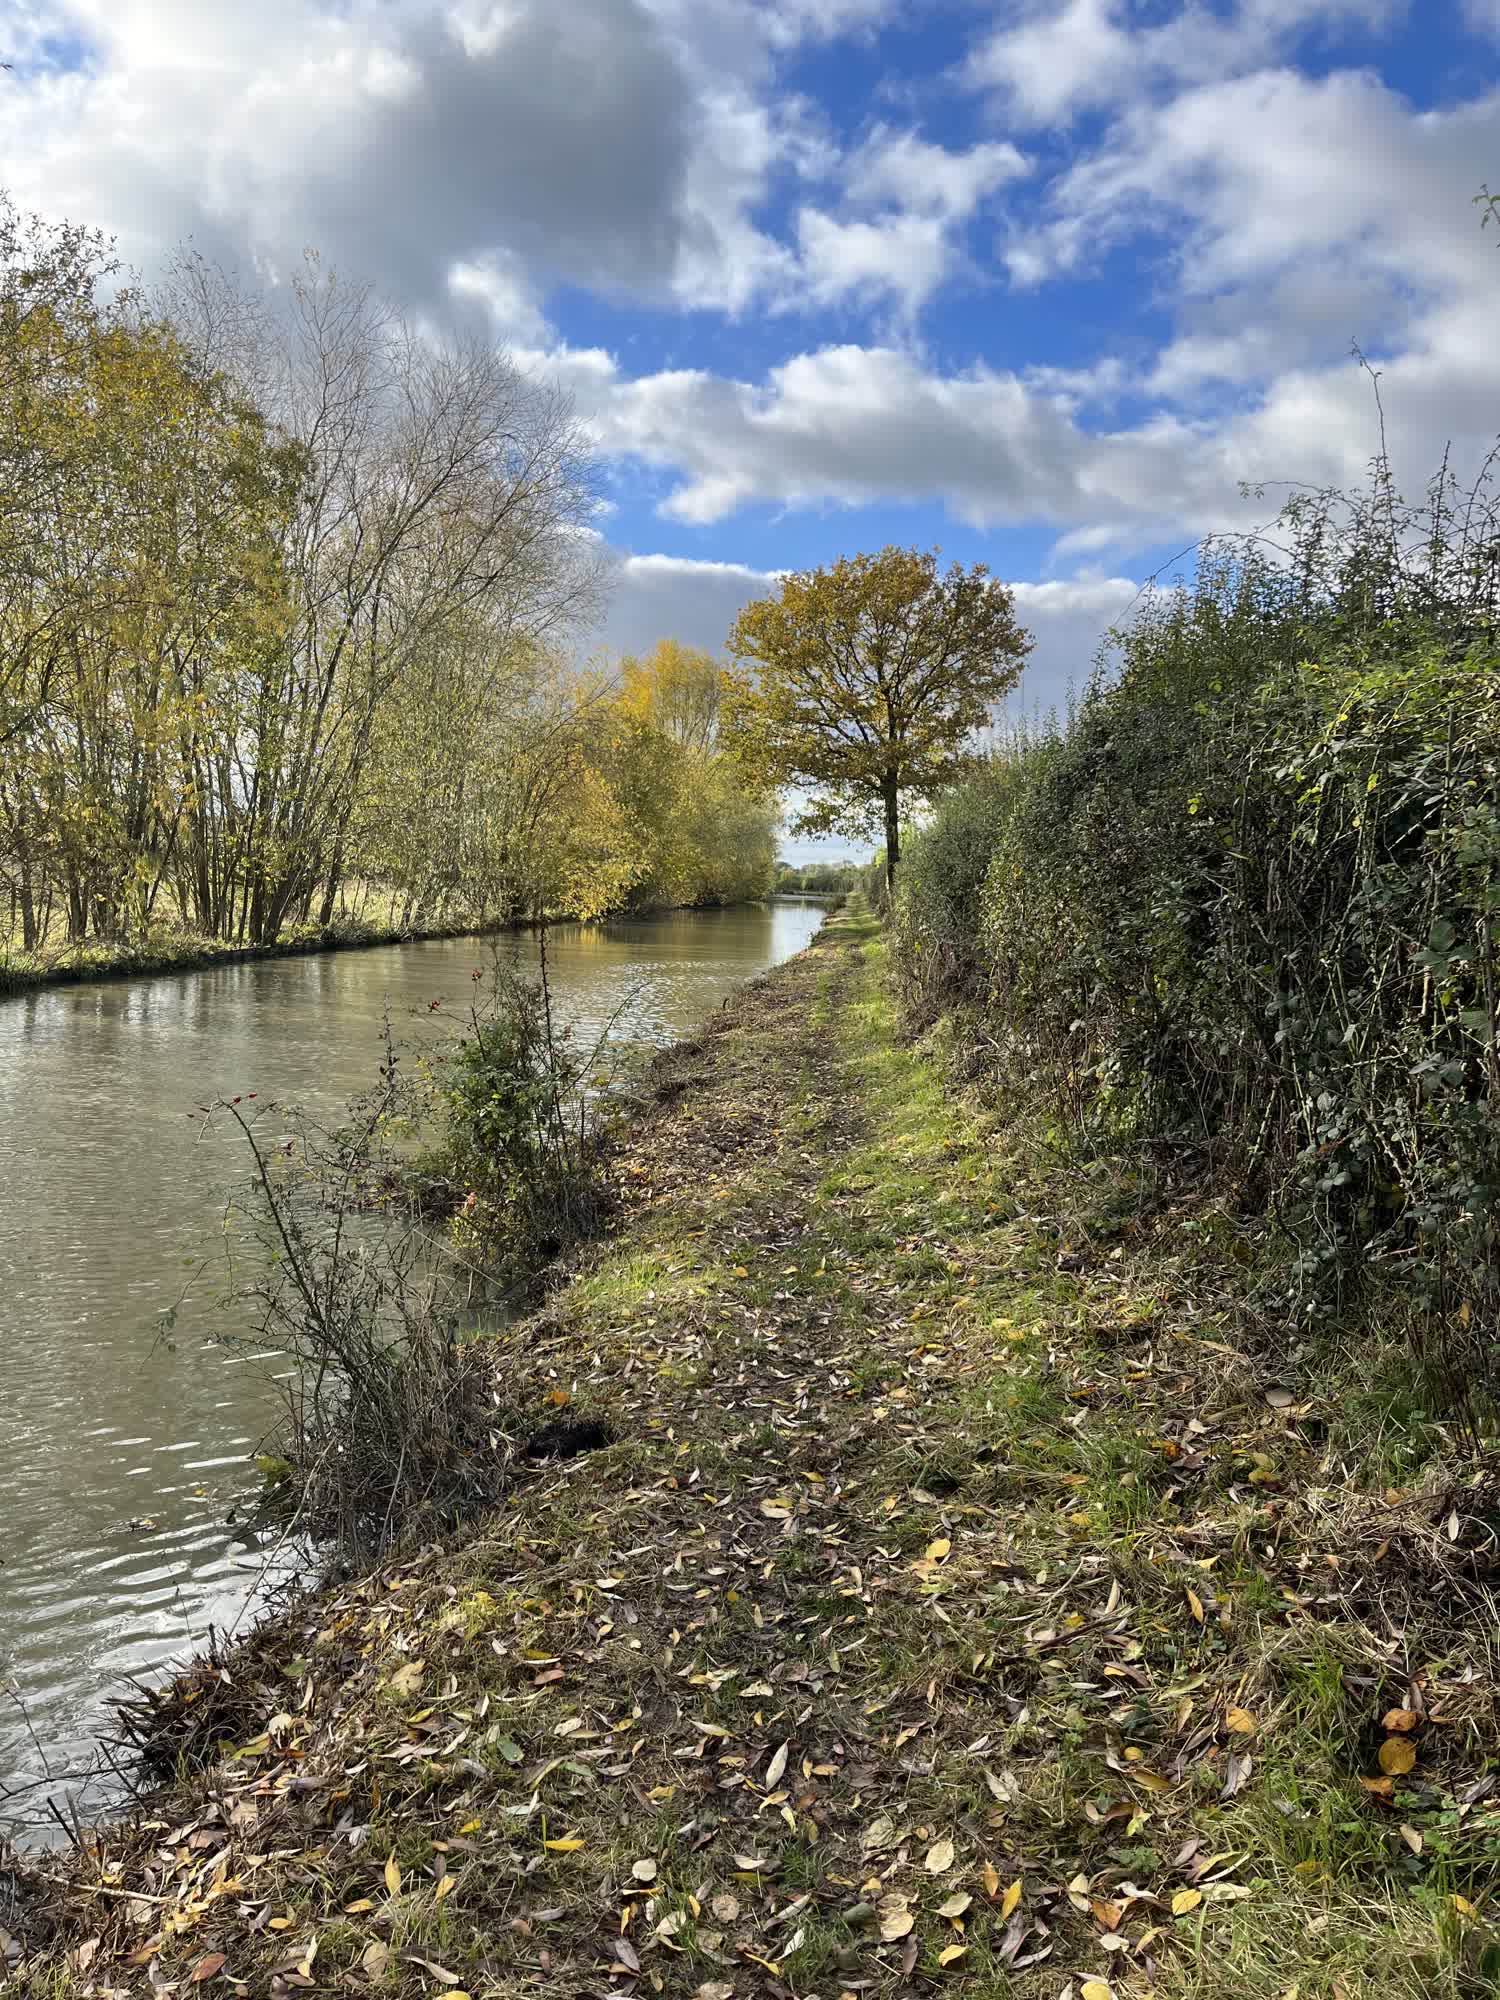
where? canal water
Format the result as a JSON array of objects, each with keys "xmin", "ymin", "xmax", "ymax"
[{"xmin": 0, "ymin": 900, "xmax": 824, "ymax": 1840}]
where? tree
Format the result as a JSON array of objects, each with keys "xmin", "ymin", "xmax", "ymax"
[{"xmin": 723, "ymin": 546, "xmax": 1032, "ymax": 891}]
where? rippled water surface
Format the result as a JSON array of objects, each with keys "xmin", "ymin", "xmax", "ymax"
[{"xmin": 0, "ymin": 901, "xmax": 824, "ymax": 1838}]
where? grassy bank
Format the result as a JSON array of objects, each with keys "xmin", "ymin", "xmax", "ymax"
[
  {"xmin": 0, "ymin": 915, "xmax": 519, "ymax": 998},
  {"xmin": 9, "ymin": 914, "xmax": 1499, "ymax": 1999}
]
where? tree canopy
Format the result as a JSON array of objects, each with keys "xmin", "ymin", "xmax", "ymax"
[{"xmin": 722, "ymin": 546, "xmax": 1032, "ymax": 888}]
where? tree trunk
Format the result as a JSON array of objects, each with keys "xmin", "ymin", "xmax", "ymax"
[{"xmin": 882, "ymin": 776, "xmax": 900, "ymax": 895}]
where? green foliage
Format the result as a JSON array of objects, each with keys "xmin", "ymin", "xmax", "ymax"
[
  {"xmin": 771, "ymin": 858, "xmax": 866, "ymax": 896},
  {"xmin": 890, "ymin": 749, "xmax": 1037, "ymax": 1024},
  {"xmin": 891, "ymin": 432, "xmax": 1500, "ymax": 1417},
  {"xmin": 723, "ymin": 545, "xmax": 1032, "ymax": 888},
  {"xmin": 435, "ymin": 947, "xmax": 614, "ymax": 1285}
]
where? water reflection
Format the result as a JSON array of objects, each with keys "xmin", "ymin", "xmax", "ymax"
[{"xmin": 0, "ymin": 899, "xmax": 824, "ymax": 1838}]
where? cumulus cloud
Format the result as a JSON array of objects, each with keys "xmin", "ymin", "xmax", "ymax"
[
  {"xmin": 0, "ymin": 0, "xmax": 846, "ymax": 325},
  {"xmin": 560, "ymin": 338, "xmax": 1411, "ymax": 546},
  {"xmin": 967, "ymin": 0, "xmax": 1406, "ymax": 130}
]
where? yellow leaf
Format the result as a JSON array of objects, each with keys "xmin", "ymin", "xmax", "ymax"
[
  {"xmin": 1225, "ymin": 1707, "xmax": 1257, "ymax": 1735},
  {"xmin": 384, "ymin": 1856, "xmax": 402, "ymax": 1895},
  {"xmin": 1081, "ymin": 1982, "xmax": 1115, "ymax": 2000},
  {"xmin": 1453, "ymin": 1895, "xmax": 1479, "ymax": 1919},
  {"xmin": 1186, "ymin": 1589, "xmax": 1205, "ymax": 1624},
  {"xmin": 544, "ymin": 1838, "xmax": 586, "ymax": 1852},
  {"xmin": 434, "ymin": 1874, "xmax": 455, "ymax": 1903},
  {"xmin": 343, "ymin": 1898, "xmax": 374, "ymax": 1915},
  {"xmin": 981, "ymin": 1861, "xmax": 1000, "ymax": 1899},
  {"xmin": 1379, "ymin": 1737, "xmax": 1417, "ymax": 1776},
  {"xmin": 937, "ymin": 1944, "xmax": 967, "ymax": 1967},
  {"xmin": 1000, "ymin": 1878, "xmax": 1022, "ymax": 1920},
  {"xmin": 925, "ymin": 1538, "xmax": 952, "ymax": 1563},
  {"xmin": 1399, "ymin": 1824, "xmax": 1423, "ymax": 1856},
  {"xmin": 1382, "ymin": 1708, "xmax": 1420, "ymax": 1733},
  {"xmin": 1172, "ymin": 1888, "xmax": 1203, "ymax": 1916},
  {"xmin": 733, "ymin": 1266, "xmax": 750, "ymax": 1279}
]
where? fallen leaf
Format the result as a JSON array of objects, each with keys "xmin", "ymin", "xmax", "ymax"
[
  {"xmin": 384, "ymin": 1855, "xmax": 402, "ymax": 1896},
  {"xmin": 1382, "ymin": 1709, "xmax": 1420, "ymax": 1734},
  {"xmin": 879, "ymin": 1907, "xmax": 914, "ymax": 1942},
  {"xmin": 711, "ymin": 1893, "xmax": 740, "ymax": 1922},
  {"xmin": 1379, "ymin": 1738, "xmax": 1417, "ymax": 1777},
  {"xmin": 1225, "ymin": 1707, "xmax": 1257, "ymax": 1736},
  {"xmin": 925, "ymin": 1538, "xmax": 952, "ymax": 1563},
  {"xmin": 1001, "ymin": 1878, "xmax": 1023, "ymax": 1920},
  {"xmin": 937, "ymin": 1892, "xmax": 972, "ymax": 1919},
  {"xmin": 1081, "ymin": 1982, "xmax": 1115, "ymax": 2000},
  {"xmin": 1399, "ymin": 1824, "xmax": 1424, "ymax": 1856},
  {"xmin": 189, "ymin": 1955, "xmax": 226, "ymax": 1984},
  {"xmin": 765, "ymin": 1741, "xmax": 789, "ymax": 1788},
  {"xmin": 926, "ymin": 1837, "xmax": 956, "ymax": 1875},
  {"xmin": 1172, "ymin": 1889, "xmax": 1203, "ymax": 1916},
  {"xmin": 632, "ymin": 1860, "xmax": 658, "ymax": 1883},
  {"xmin": 937, "ymin": 1944, "xmax": 968, "ymax": 1967},
  {"xmin": 543, "ymin": 1838, "xmax": 586, "ymax": 1852},
  {"xmin": 982, "ymin": 1861, "xmax": 1001, "ymax": 1898},
  {"xmin": 1453, "ymin": 1896, "xmax": 1479, "ymax": 1919},
  {"xmin": 1186, "ymin": 1588, "xmax": 1205, "ymax": 1624}
]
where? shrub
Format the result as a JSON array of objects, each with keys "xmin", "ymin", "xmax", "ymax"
[
  {"xmin": 890, "ymin": 752, "xmax": 1034, "ymax": 1024},
  {"xmin": 434, "ymin": 943, "xmax": 615, "ymax": 1286},
  {"xmin": 892, "ymin": 427, "xmax": 1500, "ymax": 1417}
]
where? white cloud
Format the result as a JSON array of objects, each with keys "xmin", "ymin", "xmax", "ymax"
[
  {"xmin": 968, "ymin": 0, "xmax": 1406, "ymax": 130},
  {"xmin": 843, "ymin": 127, "xmax": 1029, "ymax": 216}
]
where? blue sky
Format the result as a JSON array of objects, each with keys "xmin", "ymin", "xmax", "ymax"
[{"xmin": 3, "ymin": 0, "xmax": 1499, "ymax": 855}]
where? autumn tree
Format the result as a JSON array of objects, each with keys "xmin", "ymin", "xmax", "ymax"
[{"xmin": 723, "ymin": 547, "xmax": 1032, "ymax": 890}]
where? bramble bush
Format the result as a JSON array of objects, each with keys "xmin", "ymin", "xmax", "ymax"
[{"xmin": 892, "ymin": 431, "xmax": 1500, "ymax": 1419}]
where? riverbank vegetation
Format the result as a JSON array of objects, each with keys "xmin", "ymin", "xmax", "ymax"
[
  {"xmin": 890, "ymin": 426, "xmax": 1500, "ymax": 1421},
  {"xmin": 0, "ymin": 200, "xmax": 775, "ymax": 990}
]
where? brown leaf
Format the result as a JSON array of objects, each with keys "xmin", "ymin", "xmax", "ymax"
[
  {"xmin": 189, "ymin": 1954, "xmax": 227, "ymax": 1983},
  {"xmin": 1382, "ymin": 1709, "xmax": 1420, "ymax": 1734},
  {"xmin": 1379, "ymin": 1737, "xmax": 1417, "ymax": 1776}
]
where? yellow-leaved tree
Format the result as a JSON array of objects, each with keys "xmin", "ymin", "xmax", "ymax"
[{"xmin": 723, "ymin": 546, "xmax": 1032, "ymax": 891}]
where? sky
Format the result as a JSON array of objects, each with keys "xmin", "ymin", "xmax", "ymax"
[{"xmin": 1, "ymin": 0, "xmax": 1498, "ymax": 859}]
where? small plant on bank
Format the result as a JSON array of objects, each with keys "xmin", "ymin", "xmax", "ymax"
[
  {"xmin": 432, "ymin": 933, "xmax": 623, "ymax": 1288},
  {"xmin": 208, "ymin": 943, "xmax": 624, "ymax": 1565}
]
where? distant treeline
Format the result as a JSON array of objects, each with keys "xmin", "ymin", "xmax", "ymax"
[{"xmin": 771, "ymin": 858, "xmax": 872, "ymax": 896}]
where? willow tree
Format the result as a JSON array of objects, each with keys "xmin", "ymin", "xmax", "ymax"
[
  {"xmin": 160, "ymin": 251, "xmax": 603, "ymax": 944},
  {"xmin": 723, "ymin": 546, "xmax": 1032, "ymax": 890}
]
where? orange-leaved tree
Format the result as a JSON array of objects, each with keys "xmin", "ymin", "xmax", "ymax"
[{"xmin": 722, "ymin": 546, "xmax": 1031, "ymax": 893}]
